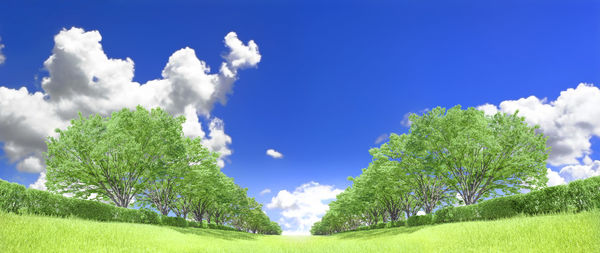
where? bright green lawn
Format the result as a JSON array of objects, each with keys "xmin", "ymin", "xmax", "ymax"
[{"xmin": 1, "ymin": 211, "xmax": 598, "ymax": 253}]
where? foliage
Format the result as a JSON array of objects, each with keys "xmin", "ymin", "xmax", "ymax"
[
  {"xmin": 139, "ymin": 208, "xmax": 160, "ymax": 225},
  {"xmin": 0, "ymin": 180, "xmax": 26, "ymax": 213},
  {"xmin": 313, "ymin": 173, "xmax": 600, "ymax": 234},
  {"xmin": 0, "ymin": 175, "xmax": 280, "ymax": 234},
  {"xmin": 313, "ymin": 105, "xmax": 552, "ymax": 235},
  {"xmin": 450, "ymin": 205, "xmax": 480, "ymax": 222},
  {"xmin": 39, "ymin": 106, "xmax": 280, "ymax": 235},
  {"xmin": 477, "ymin": 195, "xmax": 519, "ymax": 220},
  {"xmin": 161, "ymin": 216, "xmax": 188, "ymax": 227},
  {"xmin": 568, "ymin": 176, "xmax": 600, "ymax": 211},
  {"xmin": 406, "ymin": 214, "xmax": 434, "ymax": 226},
  {"xmin": 45, "ymin": 106, "xmax": 186, "ymax": 208},
  {"xmin": 408, "ymin": 106, "xmax": 549, "ymax": 205}
]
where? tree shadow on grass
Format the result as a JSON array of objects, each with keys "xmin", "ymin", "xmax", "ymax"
[
  {"xmin": 334, "ymin": 226, "xmax": 425, "ymax": 240},
  {"xmin": 169, "ymin": 227, "xmax": 259, "ymax": 241}
]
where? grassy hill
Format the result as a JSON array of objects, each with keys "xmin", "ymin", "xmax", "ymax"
[{"xmin": 1, "ymin": 210, "xmax": 598, "ymax": 253}]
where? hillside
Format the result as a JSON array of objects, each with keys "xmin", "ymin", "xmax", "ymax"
[{"xmin": 1, "ymin": 210, "xmax": 598, "ymax": 253}]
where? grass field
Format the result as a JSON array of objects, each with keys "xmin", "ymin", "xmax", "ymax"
[{"xmin": 1, "ymin": 210, "xmax": 599, "ymax": 253}]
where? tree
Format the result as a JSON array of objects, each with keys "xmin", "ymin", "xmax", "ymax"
[
  {"xmin": 45, "ymin": 106, "xmax": 185, "ymax": 207},
  {"xmin": 188, "ymin": 161, "xmax": 223, "ymax": 222},
  {"xmin": 409, "ymin": 106, "xmax": 549, "ymax": 205},
  {"xmin": 372, "ymin": 133, "xmax": 449, "ymax": 214},
  {"xmin": 140, "ymin": 137, "xmax": 217, "ymax": 215}
]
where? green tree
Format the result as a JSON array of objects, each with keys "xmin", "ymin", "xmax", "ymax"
[
  {"xmin": 372, "ymin": 133, "xmax": 448, "ymax": 214},
  {"xmin": 45, "ymin": 106, "xmax": 185, "ymax": 207},
  {"xmin": 409, "ymin": 106, "xmax": 550, "ymax": 205},
  {"xmin": 140, "ymin": 137, "xmax": 217, "ymax": 215}
]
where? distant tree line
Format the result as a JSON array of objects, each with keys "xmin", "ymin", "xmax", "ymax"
[
  {"xmin": 311, "ymin": 106, "xmax": 550, "ymax": 235},
  {"xmin": 45, "ymin": 106, "xmax": 281, "ymax": 234}
]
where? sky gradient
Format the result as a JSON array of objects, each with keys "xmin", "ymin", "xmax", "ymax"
[{"xmin": 1, "ymin": 0, "xmax": 599, "ymax": 234}]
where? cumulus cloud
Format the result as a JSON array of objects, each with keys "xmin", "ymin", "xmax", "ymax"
[
  {"xmin": 477, "ymin": 84, "xmax": 600, "ymax": 183},
  {"xmin": 477, "ymin": 84, "xmax": 600, "ymax": 166},
  {"xmin": 29, "ymin": 171, "xmax": 47, "ymax": 191},
  {"xmin": 374, "ymin": 134, "xmax": 388, "ymax": 144},
  {"xmin": 0, "ymin": 27, "xmax": 261, "ymax": 186},
  {"xmin": 558, "ymin": 160, "xmax": 600, "ymax": 181},
  {"xmin": 267, "ymin": 181, "xmax": 343, "ymax": 235},
  {"xmin": 477, "ymin": 103, "xmax": 499, "ymax": 116},
  {"xmin": 201, "ymin": 118, "xmax": 233, "ymax": 168},
  {"xmin": 0, "ymin": 37, "xmax": 5, "ymax": 64},
  {"xmin": 266, "ymin": 149, "xmax": 283, "ymax": 159},
  {"xmin": 260, "ymin": 188, "xmax": 272, "ymax": 195},
  {"xmin": 546, "ymin": 169, "xmax": 566, "ymax": 187}
]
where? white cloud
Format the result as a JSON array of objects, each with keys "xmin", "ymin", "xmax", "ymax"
[
  {"xmin": 477, "ymin": 84, "xmax": 600, "ymax": 166},
  {"xmin": 266, "ymin": 149, "xmax": 284, "ymax": 159},
  {"xmin": 479, "ymin": 84, "xmax": 600, "ymax": 184},
  {"xmin": 16, "ymin": 156, "xmax": 44, "ymax": 173},
  {"xmin": 476, "ymin": 103, "xmax": 499, "ymax": 116},
  {"xmin": 260, "ymin": 188, "xmax": 271, "ymax": 195},
  {"xmin": 416, "ymin": 210, "xmax": 426, "ymax": 216},
  {"xmin": 0, "ymin": 27, "xmax": 261, "ymax": 186},
  {"xmin": 201, "ymin": 118, "xmax": 233, "ymax": 167},
  {"xmin": 0, "ymin": 37, "xmax": 5, "ymax": 64},
  {"xmin": 374, "ymin": 134, "xmax": 388, "ymax": 144},
  {"xmin": 546, "ymin": 168, "xmax": 566, "ymax": 187},
  {"xmin": 29, "ymin": 172, "xmax": 47, "ymax": 191},
  {"xmin": 267, "ymin": 181, "xmax": 343, "ymax": 235},
  {"xmin": 559, "ymin": 160, "xmax": 600, "ymax": 181}
]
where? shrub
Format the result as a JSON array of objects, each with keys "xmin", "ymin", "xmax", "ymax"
[
  {"xmin": 139, "ymin": 209, "xmax": 160, "ymax": 224},
  {"xmin": 522, "ymin": 184, "xmax": 572, "ymax": 215},
  {"xmin": 21, "ymin": 189, "xmax": 63, "ymax": 217},
  {"xmin": 432, "ymin": 176, "xmax": 600, "ymax": 224},
  {"xmin": 407, "ymin": 214, "xmax": 434, "ymax": 226},
  {"xmin": 68, "ymin": 198, "xmax": 115, "ymax": 221},
  {"xmin": 478, "ymin": 195, "xmax": 519, "ymax": 220},
  {"xmin": 387, "ymin": 220, "xmax": 405, "ymax": 227},
  {"xmin": 434, "ymin": 206, "xmax": 454, "ymax": 224},
  {"xmin": 188, "ymin": 221, "xmax": 202, "ymax": 228},
  {"xmin": 585, "ymin": 176, "xmax": 600, "ymax": 208},
  {"xmin": 569, "ymin": 176, "xmax": 600, "ymax": 211},
  {"xmin": 114, "ymin": 207, "xmax": 142, "ymax": 223},
  {"xmin": 0, "ymin": 180, "xmax": 26, "ymax": 213},
  {"xmin": 451, "ymin": 205, "xmax": 479, "ymax": 222},
  {"xmin": 161, "ymin": 216, "xmax": 188, "ymax": 227}
]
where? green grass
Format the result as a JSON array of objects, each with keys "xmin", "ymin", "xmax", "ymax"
[{"xmin": 1, "ymin": 211, "xmax": 599, "ymax": 253}]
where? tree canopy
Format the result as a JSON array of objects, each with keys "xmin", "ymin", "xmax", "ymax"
[
  {"xmin": 45, "ymin": 106, "xmax": 280, "ymax": 234},
  {"xmin": 312, "ymin": 105, "xmax": 550, "ymax": 235}
]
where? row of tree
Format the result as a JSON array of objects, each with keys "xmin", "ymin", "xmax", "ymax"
[
  {"xmin": 312, "ymin": 106, "xmax": 550, "ymax": 235},
  {"xmin": 45, "ymin": 106, "xmax": 281, "ymax": 234}
]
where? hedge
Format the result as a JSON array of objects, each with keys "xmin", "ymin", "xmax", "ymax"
[
  {"xmin": 386, "ymin": 220, "xmax": 405, "ymax": 228},
  {"xmin": 333, "ymin": 175, "xmax": 600, "ymax": 233},
  {"xmin": 161, "ymin": 216, "xmax": 188, "ymax": 227},
  {"xmin": 477, "ymin": 195, "xmax": 520, "ymax": 220},
  {"xmin": 407, "ymin": 214, "xmax": 433, "ymax": 227},
  {"xmin": 0, "ymin": 179, "xmax": 241, "ymax": 231},
  {"xmin": 433, "ymin": 175, "xmax": 600, "ymax": 224}
]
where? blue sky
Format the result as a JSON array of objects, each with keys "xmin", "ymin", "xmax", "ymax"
[{"xmin": 1, "ymin": 0, "xmax": 599, "ymax": 234}]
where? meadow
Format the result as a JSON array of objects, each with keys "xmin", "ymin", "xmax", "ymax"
[{"xmin": 1, "ymin": 210, "xmax": 598, "ymax": 253}]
